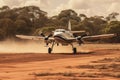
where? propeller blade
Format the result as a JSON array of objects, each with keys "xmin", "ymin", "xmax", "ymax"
[
  {"xmin": 76, "ymin": 36, "xmax": 84, "ymax": 45},
  {"xmin": 48, "ymin": 34, "xmax": 53, "ymax": 37},
  {"xmin": 40, "ymin": 32, "xmax": 45, "ymax": 37}
]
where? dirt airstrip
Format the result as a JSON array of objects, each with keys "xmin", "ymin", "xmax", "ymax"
[{"xmin": 0, "ymin": 42, "xmax": 120, "ymax": 80}]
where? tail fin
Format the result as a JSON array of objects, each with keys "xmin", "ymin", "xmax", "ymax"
[{"xmin": 68, "ymin": 20, "xmax": 71, "ymax": 31}]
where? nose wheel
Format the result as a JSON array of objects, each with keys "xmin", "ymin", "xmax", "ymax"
[
  {"xmin": 73, "ymin": 48, "xmax": 77, "ymax": 54},
  {"xmin": 48, "ymin": 41, "xmax": 55, "ymax": 54},
  {"xmin": 71, "ymin": 44, "xmax": 77, "ymax": 54},
  {"xmin": 48, "ymin": 48, "xmax": 52, "ymax": 54}
]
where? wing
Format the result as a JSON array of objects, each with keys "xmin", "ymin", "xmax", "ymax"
[
  {"xmin": 82, "ymin": 34, "xmax": 116, "ymax": 42},
  {"xmin": 16, "ymin": 35, "xmax": 54, "ymax": 40}
]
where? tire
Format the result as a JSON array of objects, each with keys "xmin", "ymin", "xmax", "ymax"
[
  {"xmin": 73, "ymin": 48, "xmax": 77, "ymax": 54},
  {"xmin": 48, "ymin": 48, "xmax": 52, "ymax": 54}
]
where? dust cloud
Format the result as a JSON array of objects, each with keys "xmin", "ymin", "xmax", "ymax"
[
  {"xmin": 0, "ymin": 40, "xmax": 83, "ymax": 54},
  {"xmin": 0, "ymin": 40, "xmax": 46, "ymax": 53},
  {"xmin": 1, "ymin": 40, "xmax": 119, "ymax": 54}
]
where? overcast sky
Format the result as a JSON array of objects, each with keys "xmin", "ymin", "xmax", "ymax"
[{"xmin": 0, "ymin": 0, "xmax": 120, "ymax": 18}]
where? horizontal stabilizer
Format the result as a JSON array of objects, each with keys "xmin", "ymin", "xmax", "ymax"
[{"xmin": 70, "ymin": 31, "xmax": 86, "ymax": 34}]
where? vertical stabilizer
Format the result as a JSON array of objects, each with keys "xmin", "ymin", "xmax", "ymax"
[{"xmin": 68, "ymin": 20, "xmax": 71, "ymax": 31}]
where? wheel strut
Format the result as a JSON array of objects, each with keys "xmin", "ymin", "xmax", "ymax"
[
  {"xmin": 48, "ymin": 41, "xmax": 55, "ymax": 54},
  {"xmin": 71, "ymin": 44, "xmax": 77, "ymax": 54},
  {"xmin": 48, "ymin": 48, "xmax": 52, "ymax": 54}
]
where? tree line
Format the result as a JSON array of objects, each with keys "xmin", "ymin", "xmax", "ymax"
[{"xmin": 0, "ymin": 6, "xmax": 119, "ymax": 42}]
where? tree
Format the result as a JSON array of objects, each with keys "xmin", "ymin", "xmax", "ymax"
[
  {"xmin": 14, "ymin": 19, "xmax": 31, "ymax": 35},
  {"xmin": 102, "ymin": 21, "xmax": 120, "ymax": 43},
  {"xmin": 105, "ymin": 21, "xmax": 120, "ymax": 34},
  {"xmin": 33, "ymin": 27, "xmax": 55, "ymax": 35},
  {"xmin": 57, "ymin": 9, "xmax": 80, "ymax": 27},
  {"xmin": 0, "ymin": 6, "xmax": 10, "ymax": 12},
  {"xmin": 79, "ymin": 14, "xmax": 87, "ymax": 21},
  {"xmin": 0, "ymin": 18, "xmax": 15, "ymax": 38},
  {"xmin": 17, "ymin": 15, "xmax": 33, "ymax": 28},
  {"xmin": 0, "ymin": 29, "xmax": 5, "ymax": 40},
  {"xmin": 89, "ymin": 16, "xmax": 107, "ymax": 34},
  {"xmin": 106, "ymin": 12, "xmax": 119, "ymax": 22},
  {"xmin": 75, "ymin": 16, "xmax": 106, "ymax": 35}
]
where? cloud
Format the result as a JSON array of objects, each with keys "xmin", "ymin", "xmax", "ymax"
[
  {"xmin": 23, "ymin": 0, "xmax": 41, "ymax": 7},
  {"xmin": 51, "ymin": 0, "xmax": 120, "ymax": 19},
  {"xmin": 107, "ymin": 2, "xmax": 120, "ymax": 12},
  {"xmin": 0, "ymin": 0, "xmax": 5, "ymax": 7},
  {"xmin": 23, "ymin": 0, "xmax": 51, "ymax": 9},
  {"xmin": 2, "ymin": 0, "xmax": 50, "ymax": 9},
  {"xmin": 68, "ymin": 0, "xmax": 90, "ymax": 9},
  {"xmin": 3, "ymin": 0, "xmax": 24, "ymax": 7},
  {"xmin": 0, "ymin": 0, "xmax": 120, "ymax": 19}
]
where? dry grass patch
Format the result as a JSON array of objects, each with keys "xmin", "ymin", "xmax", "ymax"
[
  {"xmin": 65, "ymin": 57, "xmax": 120, "ymax": 78},
  {"xmin": 31, "ymin": 72, "xmax": 78, "ymax": 77},
  {"xmin": 92, "ymin": 57, "xmax": 120, "ymax": 63},
  {"xmin": 76, "ymin": 63, "xmax": 120, "ymax": 70}
]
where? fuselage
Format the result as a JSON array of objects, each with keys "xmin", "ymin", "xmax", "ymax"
[{"xmin": 53, "ymin": 29, "xmax": 75, "ymax": 45}]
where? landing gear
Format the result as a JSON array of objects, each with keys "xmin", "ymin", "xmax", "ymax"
[
  {"xmin": 71, "ymin": 44, "xmax": 77, "ymax": 54},
  {"xmin": 47, "ymin": 42, "xmax": 77, "ymax": 54},
  {"xmin": 48, "ymin": 48, "xmax": 52, "ymax": 54},
  {"xmin": 73, "ymin": 48, "xmax": 77, "ymax": 54},
  {"xmin": 48, "ymin": 41, "xmax": 55, "ymax": 54}
]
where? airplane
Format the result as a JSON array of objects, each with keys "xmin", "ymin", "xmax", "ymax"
[{"xmin": 16, "ymin": 21, "xmax": 116, "ymax": 54}]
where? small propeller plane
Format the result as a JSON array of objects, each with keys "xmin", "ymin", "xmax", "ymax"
[{"xmin": 16, "ymin": 21, "xmax": 116, "ymax": 54}]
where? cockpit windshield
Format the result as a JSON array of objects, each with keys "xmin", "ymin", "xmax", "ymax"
[{"xmin": 55, "ymin": 29, "xmax": 66, "ymax": 32}]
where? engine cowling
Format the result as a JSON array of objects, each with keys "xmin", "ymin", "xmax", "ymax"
[
  {"xmin": 40, "ymin": 32, "xmax": 53, "ymax": 46},
  {"xmin": 76, "ymin": 33, "xmax": 88, "ymax": 45},
  {"xmin": 76, "ymin": 36, "xmax": 83, "ymax": 45}
]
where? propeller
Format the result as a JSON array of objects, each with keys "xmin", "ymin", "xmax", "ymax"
[
  {"xmin": 76, "ymin": 36, "xmax": 83, "ymax": 45},
  {"xmin": 76, "ymin": 33, "xmax": 88, "ymax": 45},
  {"xmin": 40, "ymin": 32, "xmax": 53, "ymax": 46},
  {"xmin": 40, "ymin": 32, "xmax": 45, "ymax": 37}
]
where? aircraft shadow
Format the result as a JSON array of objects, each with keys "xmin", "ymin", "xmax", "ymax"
[{"xmin": 52, "ymin": 51, "xmax": 94, "ymax": 55}]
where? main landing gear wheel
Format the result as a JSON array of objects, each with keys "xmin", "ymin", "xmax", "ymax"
[
  {"xmin": 48, "ymin": 41, "xmax": 55, "ymax": 54},
  {"xmin": 48, "ymin": 48, "xmax": 52, "ymax": 54},
  {"xmin": 73, "ymin": 48, "xmax": 77, "ymax": 54}
]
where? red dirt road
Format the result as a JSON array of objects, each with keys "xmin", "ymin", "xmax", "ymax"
[{"xmin": 0, "ymin": 44, "xmax": 120, "ymax": 80}]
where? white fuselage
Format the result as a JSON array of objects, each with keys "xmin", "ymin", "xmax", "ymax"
[{"xmin": 53, "ymin": 29, "xmax": 75, "ymax": 44}]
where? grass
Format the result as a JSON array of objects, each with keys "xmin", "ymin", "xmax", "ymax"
[
  {"xmin": 32, "ymin": 70, "xmax": 120, "ymax": 79},
  {"xmin": 99, "ymin": 72, "xmax": 120, "ymax": 78},
  {"xmin": 73, "ymin": 57, "xmax": 120, "ymax": 78},
  {"xmin": 92, "ymin": 57, "xmax": 120, "ymax": 63},
  {"xmin": 31, "ymin": 52, "xmax": 120, "ymax": 79},
  {"xmin": 33, "ymin": 72, "xmax": 77, "ymax": 77},
  {"xmin": 76, "ymin": 63, "xmax": 120, "ymax": 70},
  {"xmin": 32, "ymin": 71, "xmax": 99, "ymax": 78}
]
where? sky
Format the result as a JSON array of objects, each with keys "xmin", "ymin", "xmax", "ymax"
[{"xmin": 0, "ymin": 0, "xmax": 120, "ymax": 18}]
